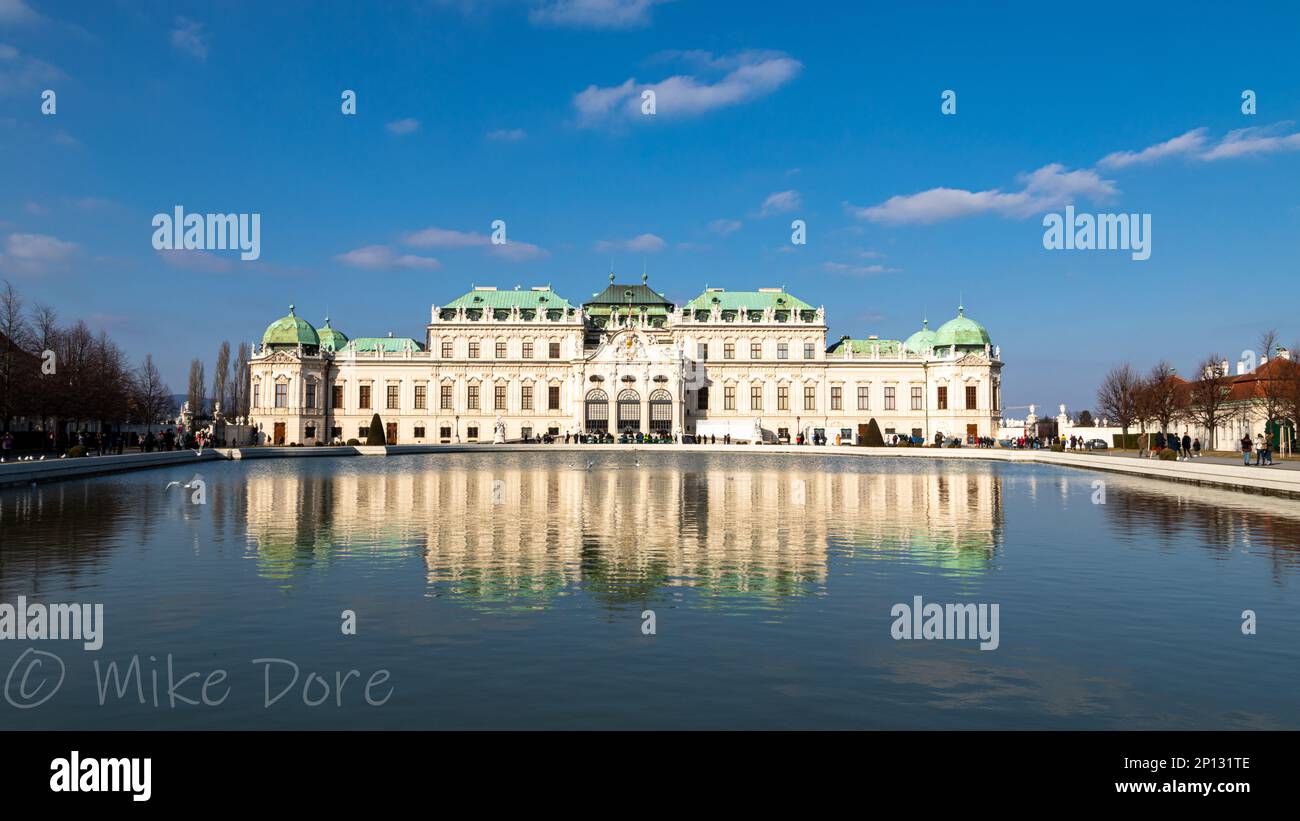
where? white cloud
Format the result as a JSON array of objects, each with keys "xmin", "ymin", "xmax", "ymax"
[
  {"xmin": 574, "ymin": 50, "xmax": 801, "ymax": 127},
  {"xmin": 759, "ymin": 189, "xmax": 801, "ymax": 216},
  {"xmin": 1098, "ymin": 128, "xmax": 1209, "ymax": 169},
  {"xmin": 1201, "ymin": 123, "xmax": 1300, "ymax": 161},
  {"xmin": 402, "ymin": 227, "xmax": 488, "ymax": 248},
  {"xmin": 170, "ymin": 17, "xmax": 209, "ymax": 61},
  {"xmin": 0, "ymin": 0, "xmax": 40, "ymax": 24},
  {"xmin": 386, "ymin": 117, "xmax": 420, "ymax": 135},
  {"xmin": 157, "ymin": 248, "xmax": 234, "ymax": 274},
  {"xmin": 1, "ymin": 231, "xmax": 76, "ymax": 273},
  {"xmin": 486, "ymin": 127, "xmax": 527, "ymax": 141},
  {"xmin": 595, "ymin": 233, "xmax": 666, "ymax": 253},
  {"xmin": 708, "ymin": 218, "xmax": 742, "ymax": 235},
  {"xmin": 531, "ymin": 0, "xmax": 668, "ymax": 29},
  {"xmin": 336, "ymin": 245, "xmax": 440, "ymax": 270},
  {"xmin": 0, "ymin": 44, "xmax": 62, "ymax": 97},
  {"xmin": 489, "ymin": 241, "xmax": 549, "ymax": 261},
  {"xmin": 850, "ymin": 163, "xmax": 1117, "ymax": 225},
  {"xmin": 822, "ymin": 261, "xmax": 897, "ymax": 276}
]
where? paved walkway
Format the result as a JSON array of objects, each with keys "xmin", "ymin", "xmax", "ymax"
[{"xmin": 1084, "ymin": 449, "xmax": 1300, "ymax": 471}]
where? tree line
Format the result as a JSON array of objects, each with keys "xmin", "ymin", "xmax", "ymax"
[
  {"xmin": 0, "ymin": 278, "xmax": 250, "ymax": 442},
  {"xmin": 1096, "ymin": 330, "xmax": 1300, "ymax": 452}
]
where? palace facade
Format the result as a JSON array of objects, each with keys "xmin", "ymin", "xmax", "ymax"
[{"xmin": 247, "ymin": 275, "xmax": 1004, "ymax": 445}]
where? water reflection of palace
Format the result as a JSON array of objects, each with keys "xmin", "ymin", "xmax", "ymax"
[{"xmin": 239, "ymin": 458, "xmax": 1006, "ymax": 604}]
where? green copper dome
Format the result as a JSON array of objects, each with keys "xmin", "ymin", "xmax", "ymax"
[
  {"xmin": 932, "ymin": 306, "xmax": 990, "ymax": 349},
  {"xmin": 904, "ymin": 319, "xmax": 938, "ymax": 353},
  {"xmin": 317, "ymin": 316, "xmax": 348, "ymax": 352},
  {"xmin": 262, "ymin": 304, "xmax": 320, "ymax": 349}
]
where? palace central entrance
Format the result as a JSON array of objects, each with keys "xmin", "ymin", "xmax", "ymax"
[{"xmin": 616, "ymin": 389, "xmax": 640, "ymax": 434}]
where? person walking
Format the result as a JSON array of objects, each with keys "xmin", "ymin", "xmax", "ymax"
[
  {"xmin": 1181, "ymin": 433, "xmax": 1191, "ymax": 461},
  {"xmin": 1241, "ymin": 434, "xmax": 1253, "ymax": 466},
  {"xmin": 1256, "ymin": 433, "xmax": 1267, "ymax": 466}
]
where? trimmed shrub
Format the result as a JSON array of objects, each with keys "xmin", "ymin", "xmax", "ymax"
[
  {"xmin": 1158, "ymin": 448, "xmax": 1178, "ymax": 461},
  {"xmin": 366, "ymin": 414, "xmax": 386, "ymax": 446},
  {"xmin": 66, "ymin": 445, "xmax": 86, "ymax": 458},
  {"xmin": 863, "ymin": 418, "xmax": 885, "ymax": 447},
  {"xmin": 345, "ymin": 438, "xmax": 361, "ymax": 446}
]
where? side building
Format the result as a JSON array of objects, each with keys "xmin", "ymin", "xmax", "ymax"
[{"xmin": 247, "ymin": 275, "xmax": 1004, "ymax": 445}]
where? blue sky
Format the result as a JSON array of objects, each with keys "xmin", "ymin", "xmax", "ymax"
[{"xmin": 2, "ymin": 0, "xmax": 1298, "ymax": 411}]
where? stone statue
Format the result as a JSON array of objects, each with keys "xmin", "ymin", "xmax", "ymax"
[
  {"xmin": 493, "ymin": 416, "xmax": 506, "ymax": 444},
  {"xmin": 753, "ymin": 416, "xmax": 764, "ymax": 445}
]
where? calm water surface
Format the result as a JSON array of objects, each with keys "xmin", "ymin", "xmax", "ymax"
[{"xmin": 1, "ymin": 451, "xmax": 1298, "ymax": 729}]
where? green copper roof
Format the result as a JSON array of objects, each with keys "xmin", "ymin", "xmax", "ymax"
[
  {"xmin": 318, "ymin": 317, "xmax": 349, "ymax": 352},
  {"xmin": 584, "ymin": 279, "xmax": 674, "ymax": 309},
  {"xmin": 903, "ymin": 319, "xmax": 938, "ymax": 353},
  {"xmin": 827, "ymin": 338, "xmax": 904, "ymax": 356},
  {"xmin": 932, "ymin": 306, "xmax": 991, "ymax": 349},
  {"xmin": 683, "ymin": 288, "xmax": 813, "ymax": 312},
  {"xmin": 343, "ymin": 336, "xmax": 425, "ymax": 353},
  {"xmin": 262, "ymin": 305, "xmax": 319, "ymax": 348},
  {"xmin": 442, "ymin": 286, "xmax": 572, "ymax": 310}
]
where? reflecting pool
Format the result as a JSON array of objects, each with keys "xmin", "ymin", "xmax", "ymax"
[{"xmin": 1, "ymin": 452, "xmax": 1298, "ymax": 729}]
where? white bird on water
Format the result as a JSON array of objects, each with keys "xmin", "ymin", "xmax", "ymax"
[{"xmin": 164, "ymin": 479, "xmax": 199, "ymax": 492}]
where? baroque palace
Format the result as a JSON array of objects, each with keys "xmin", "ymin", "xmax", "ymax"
[{"xmin": 248, "ymin": 274, "xmax": 1004, "ymax": 446}]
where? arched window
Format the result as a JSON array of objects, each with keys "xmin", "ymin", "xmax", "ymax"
[
  {"xmin": 585, "ymin": 389, "xmax": 609, "ymax": 434},
  {"xmin": 617, "ymin": 389, "xmax": 640, "ymax": 433},
  {"xmin": 649, "ymin": 389, "xmax": 672, "ymax": 435}
]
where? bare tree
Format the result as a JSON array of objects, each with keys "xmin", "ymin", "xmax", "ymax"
[
  {"xmin": 0, "ymin": 279, "xmax": 33, "ymax": 430},
  {"xmin": 212, "ymin": 341, "xmax": 230, "ymax": 417},
  {"xmin": 133, "ymin": 354, "xmax": 173, "ymax": 431},
  {"xmin": 1253, "ymin": 329, "xmax": 1288, "ymax": 445},
  {"xmin": 1097, "ymin": 363, "xmax": 1142, "ymax": 448},
  {"xmin": 1186, "ymin": 355, "xmax": 1234, "ymax": 451},
  {"xmin": 1144, "ymin": 360, "xmax": 1185, "ymax": 436},
  {"xmin": 232, "ymin": 341, "xmax": 250, "ymax": 418},
  {"xmin": 187, "ymin": 358, "xmax": 206, "ymax": 420}
]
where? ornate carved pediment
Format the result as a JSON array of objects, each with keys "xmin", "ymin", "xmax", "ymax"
[
  {"xmin": 954, "ymin": 353, "xmax": 987, "ymax": 366},
  {"xmin": 263, "ymin": 350, "xmax": 299, "ymax": 365}
]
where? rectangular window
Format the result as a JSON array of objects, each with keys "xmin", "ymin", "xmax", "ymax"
[
  {"xmin": 697, "ymin": 343, "xmax": 708, "ymax": 361},
  {"xmin": 724, "ymin": 386, "xmax": 736, "ymax": 410},
  {"xmin": 252, "ymin": 384, "xmax": 259, "ymax": 409},
  {"xmin": 494, "ymin": 383, "xmax": 506, "ymax": 411},
  {"xmin": 724, "ymin": 342, "xmax": 735, "ymax": 360},
  {"xmin": 698, "ymin": 386, "xmax": 709, "ymax": 411},
  {"xmin": 441, "ymin": 341, "xmax": 453, "ymax": 358},
  {"xmin": 966, "ymin": 385, "xmax": 977, "ymax": 410},
  {"xmin": 495, "ymin": 341, "xmax": 507, "ymax": 358},
  {"xmin": 804, "ymin": 385, "xmax": 816, "ymax": 411},
  {"xmin": 414, "ymin": 426, "xmax": 425, "ymax": 438},
  {"xmin": 523, "ymin": 341, "xmax": 533, "ymax": 358},
  {"xmin": 440, "ymin": 384, "xmax": 452, "ymax": 410},
  {"xmin": 831, "ymin": 386, "xmax": 842, "ymax": 410},
  {"xmin": 938, "ymin": 386, "xmax": 948, "ymax": 410},
  {"xmin": 777, "ymin": 343, "xmax": 788, "ymax": 360},
  {"xmin": 911, "ymin": 386, "xmax": 923, "ymax": 411},
  {"xmin": 467, "ymin": 426, "xmax": 479, "ymax": 440},
  {"xmin": 778, "ymin": 385, "xmax": 789, "ymax": 411},
  {"xmin": 467, "ymin": 384, "xmax": 479, "ymax": 410},
  {"xmin": 305, "ymin": 383, "xmax": 316, "ymax": 409},
  {"xmin": 439, "ymin": 426, "xmax": 451, "ymax": 441},
  {"xmin": 750, "ymin": 385, "xmax": 763, "ymax": 411},
  {"xmin": 857, "ymin": 385, "xmax": 869, "ymax": 410},
  {"xmin": 549, "ymin": 342, "xmax": 560, "ymax": 359},
  {"xmin": 358, "ymin": 426, "xmax": 367, "ymax": 438},
  {"xmin": 330, "ymin": 426, "xmax": 342, "ymax": 439},
  {"xmin": 750, "ymin": 342, "xmax": 761, "ymax": 359},
  {"xmin": 414, "ymin": 384, "xmax": 426, "ymax": 410},
  {"xmin": 387, "ymin": 384, "xmax": 399, "ymax": 410},
  {"xmin": 468, "ymin": 341, "xmax": 480, "ymax": 358},
  {"xmin": 359, "ymin": 384, "xmax": 371, "ymax": 409},
  {"xmin": 522, "ymin": 384, "xmax": 533, "ymax": 411},
  {"xmin": 884, "ymin": 386, "xmax": 896, "ymax": 410},
  {"xmin": 275, "ymin": 383, "xmax": 287, "ymax": 408},
  {"xmin": 332, "ymin": 384, "xmax": 344, "ymax": 409},
  {"xmin": 804, "ymin": 342, "xmax": 815, "ymax": 360},
  {"xmin": 548, "ymin": 385, "xmax": 560, "ymax": 410}
]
